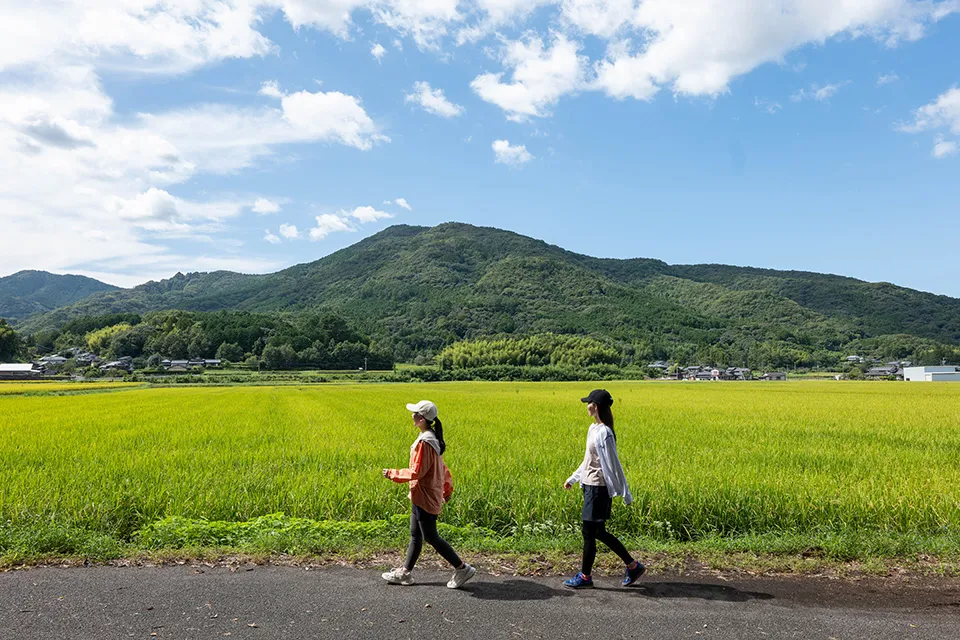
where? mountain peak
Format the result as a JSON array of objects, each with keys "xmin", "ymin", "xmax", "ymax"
[{"xmin": 0, "ymin": 270, "xmax": 118, "ymax": 322}]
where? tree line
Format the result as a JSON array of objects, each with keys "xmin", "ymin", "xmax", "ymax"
[
  {"xmin": 5, "ymin": 311, "xmax": 960, "ymax": 373},
  {"xmin": 18, "ymin": 310, "xmax": 394, "ymax": 371}
]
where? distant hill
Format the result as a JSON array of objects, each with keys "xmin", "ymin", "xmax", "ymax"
[
  {"xmin": 0, "ymin": 270, "xmax": 118, "ymax": 322},
  {"xmin": 12, "ymin": 224, "xmax": 960, "ymax": 360}
]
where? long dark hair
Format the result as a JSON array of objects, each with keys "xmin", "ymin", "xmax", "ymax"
[
  {"xmin": 597, "ymin": 405, "xmax": 615, "ymax": 441},
  {"xmin": 429, "ymin": 417, "xmax": 446, "ymax": 454}
]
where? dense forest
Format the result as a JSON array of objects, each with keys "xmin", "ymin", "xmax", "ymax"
[
  {"xmin": 21, "ymin": 310, "xmax": 394, "ymax": 371},
  {"xmin": 3, "ymin": 223, "xmax": 960, "ymax": 371}
]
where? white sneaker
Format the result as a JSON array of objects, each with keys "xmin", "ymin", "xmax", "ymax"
[
  {"xmin": 446, "ymin": 563, "xmax": 476, "ymax": 589},
  {"xmin": 382, "ymin": 567, "xmax": 414, "ymax": 585}
]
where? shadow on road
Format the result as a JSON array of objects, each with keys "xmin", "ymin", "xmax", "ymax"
[
  {"xmin": 463, "ymin": 580, "xmax": 573, "ymax": 602},
  {"xmin": 626, "ymin": 582, "xmax": 775, "ymax": 602}
]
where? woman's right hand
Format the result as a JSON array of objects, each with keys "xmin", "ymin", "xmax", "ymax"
[{"xmin": 563, "ymin": 482, "xmax": 572, "ymax": 490}]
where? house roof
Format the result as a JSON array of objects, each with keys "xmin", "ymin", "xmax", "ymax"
[{"xmin": 0, "ymin": 363, "xmax": 37, "ymax": 372}]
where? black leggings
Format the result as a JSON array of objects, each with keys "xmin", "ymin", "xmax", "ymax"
[
  {"xmin": 404, "ymin": 505, "xmax": 462, "ymax": 570},
  {"xmin": 581, "ymin": 520, "xmax": 633, "ymax": 575}
]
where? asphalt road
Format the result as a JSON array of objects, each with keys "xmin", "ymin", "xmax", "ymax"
[{"xmin": 2, "ymin": 564, "xmax": 959, "ymax": 639}]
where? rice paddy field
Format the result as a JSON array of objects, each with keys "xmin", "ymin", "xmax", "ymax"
[
  {"xmin": 0, "ymin": 381, "xmax": 143, "ymax": 395},
  {"xmin": 2, "ymin": 380, "xmax": 959, "ymax": 565}
]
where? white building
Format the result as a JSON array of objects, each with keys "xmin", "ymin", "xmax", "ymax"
[
  {"xmin": 903, "ymin": 366, "xmax": 960, "ymax": 382},
  {"xmin": 0, "ymin": 363, "xmax": 41, "ymax": 380}
]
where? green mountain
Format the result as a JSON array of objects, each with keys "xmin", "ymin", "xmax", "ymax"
[
  {"xmin": 0, "ymin": 270, "xmax": 118, "ymax": 322},
  {"xmin": 13, "ymin": 223, "xmax": 960, "ymax": 363}
]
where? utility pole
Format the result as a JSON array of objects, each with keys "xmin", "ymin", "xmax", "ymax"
[{"xmin": 364, "ymin": 356, "xmax": 368, "ymax": 372}]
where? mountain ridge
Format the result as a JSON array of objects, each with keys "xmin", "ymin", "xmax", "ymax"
[
  {"xmin": 0, "ymin": 270, "xmax": 118, "ymax": 322},
  {"xmin": 6, "ymin": 223, "xmax": 959, "ymax": 359}
]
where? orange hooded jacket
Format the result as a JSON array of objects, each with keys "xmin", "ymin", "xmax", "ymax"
[{"xmin": 385, "ymin": 431, "xmax": 453, "ymax": 515}]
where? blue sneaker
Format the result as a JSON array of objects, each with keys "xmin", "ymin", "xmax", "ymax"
[
  {"xmin": 563, "ymin": 573, "xmax": 594, "ymax": 589},
  {"xmin": 622, "ymin": 562, "xmax": 646, "ymax": 587}
]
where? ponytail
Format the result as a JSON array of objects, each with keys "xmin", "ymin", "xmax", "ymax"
[
  {"xmin": 597, "ymin": 405, "xmax": 615, "ymax": 441},
  {"xmin": 430, "ymin": 417, "xmax": 446, "ymax": 454}
]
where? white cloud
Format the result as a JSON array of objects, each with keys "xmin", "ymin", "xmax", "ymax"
[
  {"xmin": 366, "ymin": 0, "xmax": 462, "ymax": 50},
  {"xmin": 877, "ymin": 72, "xmax": 900, "ymax": 86},
  {"xmin": 394, "ymin": 197, "xmax": 412, "ymax": 210},
  {"xmin": 108, "ymin": 188, "xmax": 248, "ymax": 238},
  {"xmin": 792, "ymin": 81, "xmax": 851, "ymax": 102},
  {"xmin": 473, "ymin": 0, "xmax": 552, "ymax": 25},
  {"xmin": 471, "ymin": 33, "xmax": 588, "ymax": 121},
  {"xmin": 492, "ymin": 139, "xmax": 534, "ymax": 167},
  {"xmin": 256, "ymin": 1, "xmax": 465, "ymax": 50},
  {"xmin": 0, "ymin": 62, "xmax": 387, "ymax": 283},
  {"xmin": 560, "ymin": 0, "xmax": 634, "ymax": 38},
  {"xmin": 259, "ymin": 82, "xmax": 390, "ymax": 151},
  {"xmin": 309, "ymin": 213, "xmax": 356, "ymax": 240},
  {"xmin": 455, "ymin": 0, "xmax": 553, "ymax": 44},
  {"xmin": 0, "ymin": 0, "xmax": 276, "ymax": 74},
  {"xmin": 259, "ymin": 80, "xmax": 283, "ymax": 98},
  {"xmin": 592, "ymin": 1, "xmax": 955, "ymax": 101},
  {"xmin": 0, "ymin": 1, "xmax": 475, "ymax": 75},
  {"xmin": 900, "ymin": 87, "xmax": 960, "ymax": 135},
  {"xmin": 138, "ymin": 80, "xmax": 389, "ymax": 177},
  {"xmin": 932, "ymin": 137, "xmax": 958, "ymax": 159},
  {"xmin": 371, "ymin": 43, "xmax": 387, "ymax": 62},
  {"xmin": 279, "ymin": 222, "xmax": 300, "ymax": 238},
  {"xmin": 900, "ymin": 88, "xmax": 960, "ymax": 159},
  {"xmin": 754, "ymin": 97, "xmax": 781, "ymax": 114},
  {"xmin": 405, "ymin": 81, "xmax": 464, "ymax": 118},
  {"xmin": 264, "ymin": 230, "xmax": 281, "ymax": 244},
  {"xmin": 344, "ymin": 205, "xmax": 394, "ymax": 222},
  {"xmin": 306, "ymin": 204, "xmax": 395, "ymax": 241},
  {"xmin": 252, "ymin": 197, "xmax": 281, "ymax": 214}
]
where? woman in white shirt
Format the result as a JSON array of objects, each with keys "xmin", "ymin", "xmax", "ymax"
[{"xmin": 562, "ymin": 389, "xmax": 645, "ymax": 589}]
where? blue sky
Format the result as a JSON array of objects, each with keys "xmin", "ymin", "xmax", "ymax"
[{"xmin": 1, "ymin": 1, "xmax": 959, "ymax": 297}]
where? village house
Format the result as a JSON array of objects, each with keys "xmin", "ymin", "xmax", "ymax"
[
  {"xmin": 865, "ymin": 365, "xmax": 902, "ymax": 379},
  {"xmin": 34, "ymin": 355, "xmax": 68, "ymax": 374},
  {"xmin": 758, "ymin": 372, "xmax": 787, "ymax": 381},
  {"xmin": 160, "ymin": 358, "xmax": 222, "ymax": 372},
  {"xmin": 100, "ymin": 356, "xmax": 133, "ymax": 373},
  {"xmin": 675, "ymin": 365, "xmax": 753, "ymax": 381},
  {"xmin": 719, "ymin": 367, "xmax": 753, "ymax": 380},
  {"xmin": 0, "ymin": 363, "xmax": 42, "ymax": 380},
  {"xmin": 74, "ymin": 351, "xmax": 103, "ymax": 367}
]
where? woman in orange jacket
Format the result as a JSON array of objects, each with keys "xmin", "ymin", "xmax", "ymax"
[{"xmin": 381, "ymin": 400, "xmax": 476, "ymax": 589}]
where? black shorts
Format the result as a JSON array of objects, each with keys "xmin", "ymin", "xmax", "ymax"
[{"xmin": 582, "ymin": 484, "xmax": 612, "ymax": 522}]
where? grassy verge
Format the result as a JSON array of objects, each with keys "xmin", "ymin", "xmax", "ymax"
[{"xmin": 3, "ymin": 514, "xmax": 959, "ymax": 577}]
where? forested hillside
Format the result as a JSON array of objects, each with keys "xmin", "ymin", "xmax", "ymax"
[
  {"xmin": 0, "ymin": 271, "xmax": 117, "ymax": 321},
  {"xmin": 7, "ymin": 223, "xmax": 960, "ymax": 368}
]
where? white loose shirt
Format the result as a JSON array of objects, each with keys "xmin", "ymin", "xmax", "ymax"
[{"xmin": 566, "ymin": 423, "xmax": 633, "ymax": 505}]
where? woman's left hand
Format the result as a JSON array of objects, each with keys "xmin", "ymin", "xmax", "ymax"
[{"xmin": 382, "ymin": 469, "xmax": 390, "ymax": 478}]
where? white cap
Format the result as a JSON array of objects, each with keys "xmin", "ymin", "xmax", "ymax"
[{"xmin": 406, "ymin": 400, "xmax": 438, "ymax": 422}]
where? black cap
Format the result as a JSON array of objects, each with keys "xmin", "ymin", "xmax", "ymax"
[{"xmin": 581, "ymin": 389, "xmax": 613, "ymax": 407}]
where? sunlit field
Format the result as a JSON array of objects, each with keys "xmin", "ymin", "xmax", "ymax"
[
  {"xmin": 2, "ymin": 381, "xmax": 959, "ymax": 560},
  {"xmin": 0, "ymin": 381, "xmax": 143, "ymax": 395}
]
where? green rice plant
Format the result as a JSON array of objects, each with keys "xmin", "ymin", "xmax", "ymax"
[
  {"xmin": 0, "ymin": 382, "xmax": 142, "ymax": 395},
  {"xmin": 1, "ymin": 381, "xmax": 959, "ymax": 559}
]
